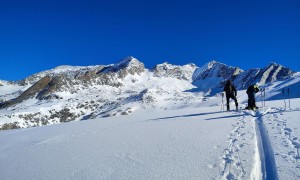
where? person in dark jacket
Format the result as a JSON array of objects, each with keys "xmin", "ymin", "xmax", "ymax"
[
  {"xmin": 246, "ymin": 84, "xmax": 259, "ymax": 110},
  {"xmin": 223, "ymin": 80, "xmax": 238, "ymax": 111}
]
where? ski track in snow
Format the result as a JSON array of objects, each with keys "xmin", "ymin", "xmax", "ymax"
[
  {"xmin": 263, "ymin": 108, "xmax": 300, "ymax": 179},
  {"xmin": 254, "ymin": 108, "xmax": 279, "ymax": 180},
  {"xmin": 219, "ymin": 113, "xmax": 246, "ymax": 179},
  {"xmin": 214, "ymin": 110, "xmax": 258, "ymax": 180},
  {"xmin": 241, "ymin": 108, "xmax": 280, "ymax": 180},
  {"xmin": 1, "ymin": 101, "xmax": 300, "ymax": 179},
  {"xmin": 218, "ymin": 108, "xmax": 280, "ymax": 180}
]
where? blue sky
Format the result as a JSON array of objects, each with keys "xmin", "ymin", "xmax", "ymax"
[{"xmin": 0, "ymin": 0, "xmax": 299, "ymax": 80}]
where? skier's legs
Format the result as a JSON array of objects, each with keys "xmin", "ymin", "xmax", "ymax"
[
  {"xmin": 247, "ymin": 94, "xmax": 251, "ymax": 109},
  {"xmin": 226, "ymin": 94, "xmax": 230, "ymax": 111},
  {"xmin": 226, "ymin": 94, "xmax": 238, "ymax": 111},
  {"xmin": 229, "ymin": 94, "xmax": 237, "ymax": 106},
  {"xmin": 253, "ymin": 98, "xmax": 257, "ymax": 108},
  {"xmin": 227, "ymin": 94, "xmax": 238, "ymax": 110},
  {"xmin": 232, "ymin": 95, "xmax": 238, "ymax": 110},
  {"xmin": 248, "ymin": 93, "xmax": 255, "ymax": 109}
]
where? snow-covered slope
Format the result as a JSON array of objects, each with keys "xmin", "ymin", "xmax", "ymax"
[
  {"xmin": 0, "ymin": 57, "xmax": 297, "ymax": 130},
  {"xmin": 0, "ymin": 58, "xmax": 300, "ymax": 179},
  {"xmin": 1, "ymin": 98, "xmax": 299, "ymax": 179}
]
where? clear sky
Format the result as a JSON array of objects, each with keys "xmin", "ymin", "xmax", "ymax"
[{"xmin": 0, "ymin": 0, "xmax": 299, "ymax": 81}]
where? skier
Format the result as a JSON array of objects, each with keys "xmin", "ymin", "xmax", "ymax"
[
  {"xmin": 223, "ymin": 80, "xmax": 238, "ymax": 111},
  {"xmin": 246, "ymin": 84, "xmax": 260, "ymax": 110}
]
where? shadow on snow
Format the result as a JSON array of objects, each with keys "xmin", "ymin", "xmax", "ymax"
[
  {"xmin": 149, "ymin": 111, "xmax": 243, "ymax": 121},
  {"xmin": 204, "ymin": 114, "xmax": 244, "ymax": 120}
]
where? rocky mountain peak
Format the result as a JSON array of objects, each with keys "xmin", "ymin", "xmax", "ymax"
[
  {"xmin": 267, "ymin": 62, "xmax": 280, "ymax": 67},
  {"xmin": 115, "ymin": 56, "xmax": 140, "ymax": 67},
  {"xmin": 230, "ymin": 62, "xmax": 294, "ymax": 90},
  {"xmin": 97, "ymin": 56, "xmax": 145, "ymax": 76},
  {"xmin": 257, "ymin": 62, "xmax": 294, "ymax": 85},
  {"xmin": 203, "ymin": 60, "xmax": 232, "ymax": 70},
  {"xmin": 206, "ymin": 60, "xmax": 218, "ymax": 68},
  {"xmin": 193, "ymin": 61, "xmax": 241, "ymax": 82},
  {"xmin": 152, "ymin": 62, "xmax": 197, "ymax": 81}
]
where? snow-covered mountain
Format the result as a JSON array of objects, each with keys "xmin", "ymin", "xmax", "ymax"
[
  {"xmin": 0, "ymin": 56, "xmax": 298, "ymax": 130},
  {"xmin": 192, "ymin": 61, "xmax": 294, "ymax": 94}
]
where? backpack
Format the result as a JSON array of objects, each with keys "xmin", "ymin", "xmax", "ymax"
[{"xmin": 225, "ymin": 84, "xmax": 233, "ymax": 94}]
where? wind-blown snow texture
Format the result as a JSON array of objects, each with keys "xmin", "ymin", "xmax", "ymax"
[
  {"xmin": 0, "ymin": 57, "xmax": 300, "ymax": 179},
  {"xmin": 1, "ymin": 99, "xmax": 300, "ymax": 179}
]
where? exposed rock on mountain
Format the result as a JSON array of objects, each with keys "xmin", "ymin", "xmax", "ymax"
[
  {"xmin": 191, "ymin": 61, "xmax": 242, "ymax": 93},
  {"xmin": 152, "ymin": 62, "xmax": 196, "ymax": 81},
  {"xmin": 0, "ymin": 56, "xmax": 296, "ymax": 130},
  {"xmin": 18, "ymin": 65, "xmax": 98, "ymax": 86},
  {"xmin": 97, "ymin": 56, "xmax": 145, "ymax": 78},
  {"xmin": 191, "ymin": 61, "xmax": 294, "ymax": 93},
  {"xmin": 232, "ymin": 62, "xmax": 294, "ymax": 90},
  {"xmin": 1, "ymin": 76, "xmax": 52, "ymax": 108},
  {"xmin": 192, "ymin": 61, "xmax": 242, "ymax": 81}
]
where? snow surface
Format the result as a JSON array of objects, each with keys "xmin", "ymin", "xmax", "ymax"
[
  {"xmin": 0, "ymin": 84, "xmax": 31, "ymax": 101},
  {"xmin": 1, "ymin": 98, "xmax": 300, "ymax": 179},
  {"xmin": 0, "ymin": 59, "xmax": 299, "ymax": 179},
  {"xmin": 262, "ymin": 105, "xmax": 300, "ymax": 179}
]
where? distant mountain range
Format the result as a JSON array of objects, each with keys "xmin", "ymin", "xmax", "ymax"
[{"xmin": 0, "ymin": 56, "xmax": 297, "ymax": 130}]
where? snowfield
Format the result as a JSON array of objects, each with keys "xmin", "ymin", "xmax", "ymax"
[
  {"xmin": 1, "ymin": 99, "xmax": 300, "ymax": 179},
  {"xmin": 262, "ymin": 106, "xmax": 300, "ymax": 179},
  {"xmin": 0, "ymin": 59, "xmax": 299, "ymax": 179}
]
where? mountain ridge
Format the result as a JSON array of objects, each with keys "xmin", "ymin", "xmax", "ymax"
[
  {"xmin": 1, "ymin": 57, "xmax": 294, "ymax": 86},
  {"xmin": 0, "ymin": 56, "xmax": 297, "ymax": 130}
]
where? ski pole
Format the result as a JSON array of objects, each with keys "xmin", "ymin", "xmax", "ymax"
[
  {"xmin": 221, "ymin": 92, "xmax": 224, "ymax": 111},
  {"xmin": 282, "ymin": 88, "xmax": 286, "ymax": 108},
  {"xmin": 223, "ymin": 93, "xmax": 224, "ymax": 111},
  {"xmin": 263, "ymin": 88, "xmax": 266, "ymax": 107},
  {"xmin": 261, "ymin": 89, "xmax": 263, "ymax": 108},
  {"xmin": 288, "ymin": 87, "xmax": 290, "ymax": 108}
]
